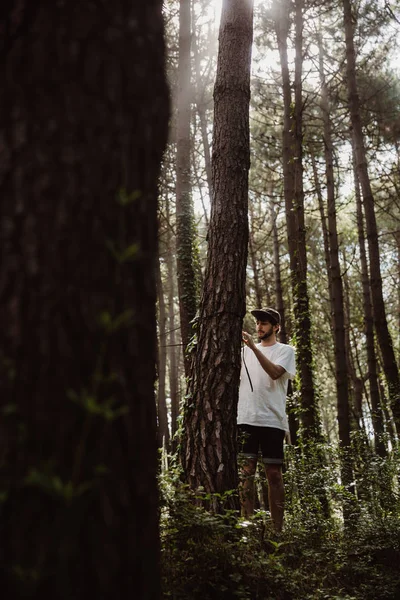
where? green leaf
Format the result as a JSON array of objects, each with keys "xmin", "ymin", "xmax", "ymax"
[{"xmin": 117, "ymin": 188, "xmax": 142, "ymax": 206}]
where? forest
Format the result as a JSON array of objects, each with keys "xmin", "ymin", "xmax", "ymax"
[{"xmin": 0, "ymin": 0, "xmax": 399, "ymax": 599}]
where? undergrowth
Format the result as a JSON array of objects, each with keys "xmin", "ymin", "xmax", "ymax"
[{"xmin": 160, "ymin": 444, "xmax": 400, "ymax": 599}]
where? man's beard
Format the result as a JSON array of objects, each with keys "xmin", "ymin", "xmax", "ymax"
[{"xmin": 259, "ymin": 329, "xmax": 274, "ymax": 341}]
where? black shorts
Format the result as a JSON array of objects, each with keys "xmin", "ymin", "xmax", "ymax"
[{"xmin": 237, "ymin": 424, "xmax": 285, "ymax": 465}]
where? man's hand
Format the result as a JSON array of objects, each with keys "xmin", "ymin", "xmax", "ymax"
[
  {"xmin": 242, "ymin": 330, "xmax": 286, "ymax": 380},
  {"xmin": 242, "ymin": 331, "xmax": 256, "ymax": 350}
]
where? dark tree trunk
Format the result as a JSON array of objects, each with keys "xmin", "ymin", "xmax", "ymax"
[
  {"xmin": 176, "ymin": 0, "xmax": 199, "ymax": 376},
  {"xmin": 343, "ymin": 0, "xmax": 400, "ymax": 435},
  {"xmin": 0, "ymin": 2, "xmax": 169, "ymax": 598},
  {"xmin": 181, "ymin": 0, "xmax": 254, "ymax": 511}
]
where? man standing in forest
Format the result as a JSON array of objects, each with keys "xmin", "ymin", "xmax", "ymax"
[{"xmin": 238, "ymin": 308, "xmax": 296, "ymax": 533}]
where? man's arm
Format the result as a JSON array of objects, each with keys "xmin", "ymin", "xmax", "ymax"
[{"xmin": 242, "ymin": 331, "xmax": 286, "ymax": 380}]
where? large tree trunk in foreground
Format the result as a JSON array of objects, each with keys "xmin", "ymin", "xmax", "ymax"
[
  {"xmin": 0, "ymin": 2, "xmax": 169, "ymax": 597},
  {"xmin": 181, "ymin": 0, "xmax": 254, "ymax": 511},
  {"xmin": 343, "ymin": 0, "xmax": 400, "ymax": 436}
]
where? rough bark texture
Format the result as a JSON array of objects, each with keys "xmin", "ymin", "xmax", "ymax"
[
  {"xmin": 176, "ymin": 0, "xmax": 199, "ymax": 375},
  {"xmin": 0, "ymin": 2, "xmax": 169, "ymax": 597},
  {"xmin": 181, "ymin": 0, "xmax": 254, "ymax": 510},
  {"xmin": 343, "ymin": 0, "xmax": 400, "ymax": 435}
]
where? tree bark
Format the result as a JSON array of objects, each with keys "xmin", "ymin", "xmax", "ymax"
[
  {"xmin": 181, "ymin": 0, "xmax": 254, "ymax": 511},
  {"xmin": 343, "ymin": 0, "xmax": 400, "ymax": 435},
  {"xmin": 0, "ymin": 2, "xmax": 169, "ymax": 597}
]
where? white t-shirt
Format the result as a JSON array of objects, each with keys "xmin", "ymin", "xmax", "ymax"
[{"xmin": 237, "ymin": 342, "xmax": 296, "ymax": 432}]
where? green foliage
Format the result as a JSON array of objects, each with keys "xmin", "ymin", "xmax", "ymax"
[
  {"xmin": 116, "ymin": 187, "xmax": 142, "ymax": 206},
  {"xmin": 24, "ymin": 468, "xmax": 93, "ymax": 503},
  {"xmin": 160, "ymin": 447, "xmax": 400, "ymax": 599},
  {"xmin": 98, "ymin": 309, "xmax": 135, "ymax": 334},
  {"xmin": 105, "ymin": 239, "xmax": 139, "ymax": 263},
  {"xmin": 68, "ymin": 388, "xmax": 129, "ymax": 421}
]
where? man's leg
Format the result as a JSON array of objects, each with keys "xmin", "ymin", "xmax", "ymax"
[
  {"xmin": 264, "ymin": 463, "xmax": 284, "ymax": 533},
  {"xmin": 239, "ymin": 457, "xmax": 257, "ymax": 518}
]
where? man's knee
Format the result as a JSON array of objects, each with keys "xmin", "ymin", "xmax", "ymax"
[
  {"xmin": 264, "ymin": 464, "xmax": 283, "ymax": 486},
  {"xmin": 241, "ymin": 456, "xmax": 257, "ymax": 476}
]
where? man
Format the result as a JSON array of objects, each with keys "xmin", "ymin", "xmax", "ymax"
[{"xmin": 238, "ymin": 307, "xmax": 296, "ymax": 532}]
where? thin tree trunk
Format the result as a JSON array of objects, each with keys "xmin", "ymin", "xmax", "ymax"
[
  {"xmin": 343, "ymin": 0, "xmax": 400, "ymax": 435},
  {"xmin": 0, "ymin": 2, "xmax": 169, "ymax": 596},
  {"xmin": 318, "ymin": 35, "xmax": 352, "ymax": 453},
  {"xmin": 275, "ymin": 0, "xmax": 321, "ymax": 441},
  {"xmin": 378, "ymin": 360, "xmax": 398, "ymax": 450},
  {"xmin": 176, "ymin": 0, "xmax": 199, "ymax": 376},
  {"xmin": 181, "ymin": 0, "xmax": 254, "ymax": 511},
  {"xmin": 342, "ymin": 248, "xmax": 366, "ymax": 433},
  {"xmin": 166, "ymin": 195, "xmax": 181, "ymax": 449},
  {"xmin": 249, "ymin": 204, "xmax": 263, "ymax": 308},
  {"xmin": 352, "ymin": 143, "xmax": 386, "ymax": 456},
  {"xmin": 157, "ymin": 258, "xmax": 171, "ymax": 450},
  {"xmin": 193, "ymin": 25, "xmax": 213, "ymax": 215},
  {"xmin": 269, "ymin": 196, "xmax": 298, "ymax": 445}
]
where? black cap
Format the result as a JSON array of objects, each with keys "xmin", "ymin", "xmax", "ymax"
[{"xmin": 250, "ymin": 307, "xmax": 281, "ymax": 325}]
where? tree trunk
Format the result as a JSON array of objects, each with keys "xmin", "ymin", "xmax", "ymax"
[
  {"xmin": 343, "ymin": 0, "xmax": 400, "ymax": 435},
  {"xmin": 181, "ymin": 0, "xmax": 254, "ymax": 511},
  {"xmin": 166, "ymin": 195, "xmax": 181, "ymax": 448},
  {"xmin": 193, "ymin": 26, "xmax": 213, "ymax": 217},
  {"xmin": 269, "ymin": 196, "xmax": 298, "ymax": 445},
  {"xmin": 352, "ymin": 143, "xmax": 386, "ymax": 457},
  {"xmin": 157, "ymin": 259, "xmax": 171, "ymax": 450},
  {"xmin": 275, "ymin": 0, "xmax": 321, "ymax": 441},
  {"xmin": 0, "ymin": 2, "xmax": 169, "ymax": 597},
  {"xmin": 318, "ymin": 35, "xmax": 352, "ymax": 453},
  {"xmin": 248, "ymin": 207, "xmax": 263, "ymax": 308},
  {"xmin": 176, "ymin": 0, "xmax": 199, "ymax": 376}
]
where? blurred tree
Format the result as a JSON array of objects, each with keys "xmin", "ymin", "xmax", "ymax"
[{"xmin": 0, "ymin": 1, "xmax": 169, "ymax": 597}]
